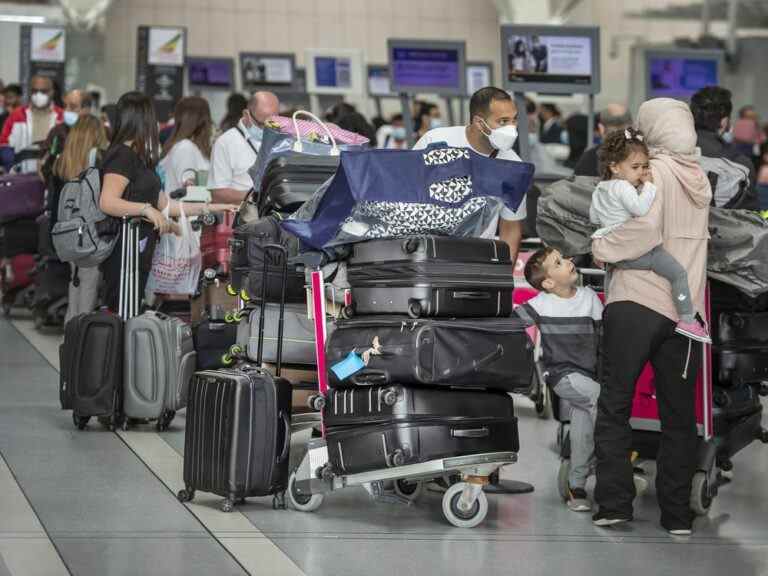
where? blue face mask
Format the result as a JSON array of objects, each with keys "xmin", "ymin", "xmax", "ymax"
[
  {"xmin": 392, "ymin": 126, "xmax": 407, "ymax": 141},
  {"xmin": 247, "ymin": 124, "xmax": 263, "ymax": 142},
  {"xmin": 429, "ymin": 118, "xmax": 444, "ymax": 130}
]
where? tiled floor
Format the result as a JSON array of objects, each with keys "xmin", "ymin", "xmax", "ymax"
[{"xmin": 1, "ymin": 315, "xmax": 768, "ymax": 576}]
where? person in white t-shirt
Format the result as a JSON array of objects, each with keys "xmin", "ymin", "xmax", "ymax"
[
  {"xmin": 160, "ymin": 96, "xmax": 213, "ymax": 195},
  {"xmin": 413, "ymin": 87, "xmax": 528, "ymax": 264},
  {"xmin": 207, "ymin": 91, "xmax": 280, "ymax": 204}
]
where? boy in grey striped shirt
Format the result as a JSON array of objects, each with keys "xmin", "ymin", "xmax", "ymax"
[{"xmin": 517, "ymin": 247, "xmax": 603, "ymax": 512}]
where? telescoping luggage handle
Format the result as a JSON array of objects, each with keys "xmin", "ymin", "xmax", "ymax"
[
  {"xmin": 256, "ymin": 244, "xmax": 289, "ymax": 376},
  {"xmin": 118, "ymin": 217, "xmax": 142, "ymax": 321},
  {"xmin": 291, "ymin": 111, "xmax": 340, "ymax": 157}
]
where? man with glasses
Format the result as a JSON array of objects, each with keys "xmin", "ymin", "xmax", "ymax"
[{"xmin": 0, "ymin": 75, "xmax": 63, "ymax": 173}]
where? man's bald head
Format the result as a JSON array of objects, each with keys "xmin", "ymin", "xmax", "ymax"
[
  {"xmin": 63, "ymin": 89, "xmax": 92, "ymax": 115},
  {"xmin": 599, "ymin": 103, "xmax": 632, "ymax": 135},
  {"xmin": 246, "ymin": 91, "xmax": 280, "ymax": 126}
]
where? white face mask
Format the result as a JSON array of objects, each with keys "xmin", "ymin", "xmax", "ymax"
[
  {"xmin": 31, "ymin": 92, "xmax": 50, "ymax": 109},
  {"xmin": 63, "ymin": 110, "xmax": 79, "ymax": 127},
  {"xmin": 481, "ymin": 119, "xmax": 518, "ymax": 151}
]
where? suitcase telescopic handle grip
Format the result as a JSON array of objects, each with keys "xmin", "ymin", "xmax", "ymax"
[
  {"xmin": 452, "ymin": 291, "xmax": 491, "ymax": 300},
  {"xmin": 278, "ymin": 411, "xmax": 290, "ymax": 462},
  {"xmin": 451, "ymin": 427, "xmax": 489, "ymax": 439},
  {"xmin": 350, "ymin": 370, "xmax": 390, "ymax": 386}
]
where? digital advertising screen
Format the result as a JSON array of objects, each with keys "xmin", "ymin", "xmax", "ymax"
[
  {"xmin": 239, "ymin": 52, "xmax": 295, "ymax": 90},
  {"xmin": 466, "ymin": 62, "xmax": 493, "ymax": 96},
  {"xmin": 305, "ymin": 49, "xmax": 364, "ymax": 95},
  {"xmin": 501, "ymin": 26, "xmax": 600, "ymax": 94},
  {"xmin": 368, "ymin": 65, "xmax": 393, "ymax": 97},
  {"xmin": 315, "ymin": 57, "xmax": 352, "ymax": 88},
  {"xmin": 388, "ymin": 40, "xmax": 466, "ymax": 95},
  {"xmin": 647, "ymin": 56, "xmax": 719, "ymax": 99},
  {"xmin": 187, "ymin": 57, "xmax": 233, "ymax": 88}
]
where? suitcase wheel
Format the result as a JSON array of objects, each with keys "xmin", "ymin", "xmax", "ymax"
[
  {"xmin": 442, "ymin": 482, "xmax": 488, "ymax": 529},
  {"xmin": 341, "ymin": 304, "xmax": 356, "ymax": 320},
  {"xmin": 407, "ymin": 301, "xmax": 422, "ymax": 319},
  {"xmin": 177, "ymin": 488, "xmax": 195, "ymax": 503},
  {"xmin": 690, "ymin": 471, "xmax": 714, "ymax": 516},
  {"xmin": 226, "ymin": 284, "xmax": 237, "ymax": 296},
  {"xmin": 393, "ymin": 479, "xmax": 423, "ymax": 502},
  {"xmin": 73, "ymin": 413, "xmax": 90, "ymax": 430},
  {"xmin": 156, "ymin": 410, "xmax": 176, "ymax": 432},
  {"xmin": 287, "ymin": 472, "xmax": 324, "ymax": 513},
  {"xmin": 2, "ymin": 303, "xmax": 11, "ymax": 316},
  {"xmin": 220, "ymin": 498, "xmax": 235, "ymax": 513}
]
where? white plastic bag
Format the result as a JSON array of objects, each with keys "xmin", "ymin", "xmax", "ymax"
[{"xmin": 147, "ymin": 203, "xmax": 201, "ymax": 295}]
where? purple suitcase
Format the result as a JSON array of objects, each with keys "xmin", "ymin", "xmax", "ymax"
[{"xmin": 0, "ymin": 173, "xmax": 45, "ymax": 223}]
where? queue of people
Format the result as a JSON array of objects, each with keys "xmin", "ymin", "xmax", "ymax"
[{"xmin": 1, "ymin": 72, "xmax": 766, "ymax": 537}]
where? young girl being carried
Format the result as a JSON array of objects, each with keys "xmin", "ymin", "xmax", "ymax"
[{"xmin": 589, "ymin": 127, "xmax": 711, "ymax": 343}]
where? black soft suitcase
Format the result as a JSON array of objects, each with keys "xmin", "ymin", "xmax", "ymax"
[
  {"xmin": 32, "ymin": 257, "xmax": 70, "ymax": 326},
  {"xmin": 259, "ymin": 154, "xmax": 338, "ymax": 214},
  {"xmin": 718, "ymin": 345, "xmax": 768, "ymax": 385},
  {"xmin": 192, "ymin": 319, "xmax": 238, "ymax": 370},
  {"xmin": 713, "ymin": 383, "xmax": 766, "ymax": 464},
  {"xmin": 59, "ymin": 342, "xmax": 71, "ymax": 410},
  {"xmin": 323, "ymin": 385, "xmax": 514, "ymax": 428},
  {"xmin": 326, "ymin": 316, "xmax": 533, "ymax": 392},
  {"xmin": 0, "ymin": 218, "xmax": 39, "ymax": 258},
  {"xmin": 326, "ymin": 417, "xmax": 519, "ymax": 475},
  {"xmin": 229, "ymin": 215, "xmax": 305, "ymax": 302},
  {"xmin": 718, "ymin": 312, "xmax": 768, "ymax": 346},
  {"xmin": 178, "ymin": 243, "xmax": 293, "ymax": 512},
  {"xmin": 346, "ymin": 236, "xmax": 514, "ymax": 318}
]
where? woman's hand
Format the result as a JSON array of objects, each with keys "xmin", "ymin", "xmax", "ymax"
[
  {"xmin": 143, "ymin": 206, "xmax": 174, "ymax": 235},
  {"xmin": 207, "ymin": 203, "xmax": 239, "ymax": 214}
]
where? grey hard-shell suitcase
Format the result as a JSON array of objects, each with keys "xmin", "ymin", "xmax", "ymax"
[{"xmin": 123, "ymin": 310, "xmax": 197, "ymax": 429}]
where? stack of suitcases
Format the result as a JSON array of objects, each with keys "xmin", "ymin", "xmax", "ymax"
[{"xmin": 322, "ymin": 235, "xmax": 534, "ymax": 476}]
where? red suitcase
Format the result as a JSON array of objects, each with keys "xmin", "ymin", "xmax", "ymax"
[{"xmin": 200, "ymin": 212, "xmax": 235, "ymax": 277}]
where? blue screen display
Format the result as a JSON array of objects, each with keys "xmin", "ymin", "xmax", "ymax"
[
  {"xmin": 315, "ymin": 57, "xmax": 351, "ymax": 88},
  {"xmin": 649, "ymin": 57, "xmax": 718, "ymax": 98}
]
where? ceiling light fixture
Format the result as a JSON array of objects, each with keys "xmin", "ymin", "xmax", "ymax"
[{"xmin": 0, "ymin": 14, "xmax": 47, "ymax": 24}]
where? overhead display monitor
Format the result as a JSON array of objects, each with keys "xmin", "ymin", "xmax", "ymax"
[
  {"xmin": 368, "ymin": 64, "xmax": 394, "ymax": 97},
  {"xmin": 187, "ymin": 57, "xmax": 233, "ymax": 88},
  {"xmin": 644, "ymin": 48, "xmax": 723, "ymax": 100},
  {"xmin": 466, "ymin": 61, "xmax": 493, "ymax": 96},
  {"xmin": 501, "ymin": 25, "xmax": 600, "ymax": 94},
  {"xmin": 239, "ymin": 52, "xmax": 296, "ymax": 91},
  {"xmin": 387, "ymin": 39, "xmax": 466, "ymax": 96},
  {"xmin": 305, "ymin": 49, "xmax": 364, "ymax": 95}
]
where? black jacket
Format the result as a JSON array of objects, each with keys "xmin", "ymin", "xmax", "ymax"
[
  {"xmin": 697, "ymin": 129, "xmax": 759, "ymax": 211},
  {"xmin": 573, "ymin": 145, "xmax": 600, "ymax": 177}
]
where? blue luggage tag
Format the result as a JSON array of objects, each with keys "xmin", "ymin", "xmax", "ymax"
[{"xmin": 330, "ymin": 351, "xmax": 366, "ymax": 381}]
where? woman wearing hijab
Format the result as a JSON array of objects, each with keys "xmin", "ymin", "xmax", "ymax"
[{"xmin": 590, "ymin": 98, "xmax": 712, "ymax": 535}]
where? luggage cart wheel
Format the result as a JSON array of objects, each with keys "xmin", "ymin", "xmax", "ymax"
[
  {"xmin": 177, "ymin": 488, "xmax": 195, "ymax": 503},
  {"xmin": 557, "ymin": 459, "xmax": 570, "ymax": 501},
  {"xmin": 690, "ymin": 472, "xmax": 713, "ymax": 516},
  {"xmin": 407, "ymin": 302, "xmax": 422, "ymax": 319},
  {"xmin": 393, "ymin": 479, "xmax": 424, "ymax": 502},
  {"xmin": 287, "ymin": 472, "xmax": 324, "ymax": 512},
  {"xmin": 341, "ymin": 304, "xmax": 355, "ymax": 320},
  {"xmin": 220, "ymin": 498, "xmax": 234, "ymax": 513},
  {"xmin": 442, "ymin": 482, "xmax": 488, "ymax": 528}
]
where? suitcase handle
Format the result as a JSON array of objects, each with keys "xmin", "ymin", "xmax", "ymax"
[
  {"xmin": 278, "ymin": 410, "xmax": 290, "ymax": 462},
  {"xmin": 350, "ymin": 370, "xmax": 390, "ymax": 386},
  {"xmin": 452, "ymin": 291, "xmax": 491, "ymax": 301},
  {"xmin": 451, "ymin": 427, "xmax": 489, "ymax": 439}
]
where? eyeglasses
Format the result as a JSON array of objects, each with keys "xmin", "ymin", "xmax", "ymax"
[{"xmin": 31, "ymin": 89, "xmax": 50, "ymax": 95}]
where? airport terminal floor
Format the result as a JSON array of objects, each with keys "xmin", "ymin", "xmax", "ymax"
[{"xmin": 2, "ymin": 312, "xmax": 768, "ymax": 576}]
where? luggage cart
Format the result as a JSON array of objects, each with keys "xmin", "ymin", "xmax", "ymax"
[{"xmin": 285, "ymin": 258, "xmax": 520, "ymax": 528}]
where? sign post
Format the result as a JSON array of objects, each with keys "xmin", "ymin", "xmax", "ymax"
[{"xmin": 136, "ymin": 26, "xmax": 186, "ymax": 123}]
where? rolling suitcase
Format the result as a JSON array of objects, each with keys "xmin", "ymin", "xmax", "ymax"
[
  {"xmin": 123, "ymin": 310, "xmax": 196, "ymax": 430},
  {"xmin": 59, "ymin": 342, "xmax": 71, "ymax": 410},
  {"xmin": 346, "ymin": 236, "xmax": 515, "ymax": 318},
  {"xmin": 193, "ymin": 318, "xmax": 238, "ymax": 370},
  {"xmin": 323, "ymin": 385, "xmax": 514, "ymax": 428},
  {"xmin": 179, "ymin": 244, "xmax": 293, "ymax": 511},
  {"xmin": 32, "ymin": 257, "xmax": 70, "ymax": 327},
  {"xmin": 718, "ymin": 345, "xmax": 768, "ymax": 386},
  {"xmin": 0, "ymin": 219, "xmax": 39, "ymax": 258},
  {"xmin": 200, "ymin": 211, "xmax": 235, "ymax": 278},
  {"xmin": 0, "ymin": 173, "xmax": 45, "ymax": 224},
  {"xmin": 326, "ymin": 316, "xmax": 534, "ymax": 392},
  {"xmin": 69, "ymin": 218, "xmax": 139, "ymax": 430},
  {"xmin": 325, "ymin": 417, "xmax": 519, "ymax": 476},
  {"xmin": 258, "ymin": 153, "xmax": 339, "ymax": 215},
  {"xmin": 718, "ymin": 311, "xmax": 768, "ymax": 346}
]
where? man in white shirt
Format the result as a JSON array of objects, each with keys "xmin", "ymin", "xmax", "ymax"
[
  {"xmin": 413, "ymin": 87, "xmax": 528, "ymax": 264},
  {"xmin": 208, "ymin": 91, "xmax": 280, "ymax": 204}
]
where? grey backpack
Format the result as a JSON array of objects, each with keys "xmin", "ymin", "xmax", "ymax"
[
  {"xmin": 698, "ymin": 156, "xmax": 751, "ymax": 209},
  {"xmin": 52, "ymin": 166, "xmax": 118, "ymax": 267}
]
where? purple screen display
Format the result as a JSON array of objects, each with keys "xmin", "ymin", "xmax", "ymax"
[
  {"xmin": 391, "ymin": 48, "xmax": 460, "ymax": 89},
  {"xmin": 188, "ymin": 59, "xmax": 232, "ymax": 87},
  {"xmin": 649, "ymin": 57, "xmax": 718, "ymax": 98}
]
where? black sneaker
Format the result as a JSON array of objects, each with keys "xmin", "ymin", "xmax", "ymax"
[{"xmin": 592, "ymin": 511, "xmax": 632, "ymax": 527}]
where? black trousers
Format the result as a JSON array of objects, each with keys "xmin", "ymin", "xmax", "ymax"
[{"xmin": 594, "ymin": 301, "xmax": 700, "ymax": 528}]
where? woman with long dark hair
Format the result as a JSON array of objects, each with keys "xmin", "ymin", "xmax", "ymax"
[
  {"xmin": 99, "ymin": 92, "xmax": 231, "ymax": 312},
  {"xmin": 160, "ymin": 96, "xmax": 212, "ymax": 193},
  {"xmin": 219, "ymin": 93, "xmax": 247, "ymax": 133}
]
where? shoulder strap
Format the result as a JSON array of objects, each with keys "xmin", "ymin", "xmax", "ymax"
[
  {"xmin": 235, "ymin": 126, "xmax": 259, "ymax": 156},
  {"xmin": 489, "ymin": 149, "xmax": 499, "ymax": 159}
]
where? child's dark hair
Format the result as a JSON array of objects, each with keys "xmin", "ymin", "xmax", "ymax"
[
  {"xmin": 598, "ymin": 127, "xmax": 649, "ymax": 181},
  {"xmin": 524, "ymin": 246, "xmax": 556, "ymax": 292}
]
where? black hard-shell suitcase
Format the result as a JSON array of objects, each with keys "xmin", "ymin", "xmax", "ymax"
[
  {"xmin": 193, "ymin": 319, "xmax": 238, "ymax": 370},
  {"xmin": 346, "ymin": 236, "xmax": 514, "ymax": 318},
  {"xmin": 326, "ymin": 417, "xmax": 519, "ymax": 475},
  {"xmin": 59, "ymin": 342, "xmax": 71, "ymax": 410},
  {"xmin": 259, "ymin": 154, "xmax": 338, "ymax": 214},
  {"xmin": 718, "ymin": 345, "xmax": 768, "ymax": 385},
  {"xmin": 323, "ymin": 385, "xmax": 514, "ymax": 428},
  {"xmin": 718, "ymin": 312, "xmax": 768, "ymax": 346},
  {"xmin": 230, "ymin": 214, "xmax": 305, "ymax": 303},
  {"xmin": 178, "ymin": 243, "xmax": 293, "ymax": 511},
  {"xmin": 326, "ymin": 316, "xmax": 533, "ymax": 392}
]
